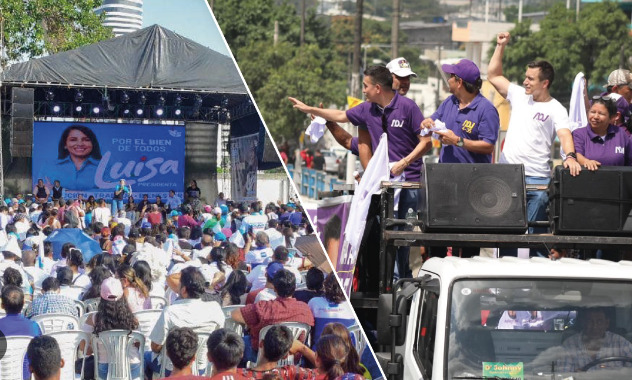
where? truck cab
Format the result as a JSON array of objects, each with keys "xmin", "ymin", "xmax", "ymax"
[{"xmin": 379, "ymin": 256, "xmax": 632, "ymax": 380}]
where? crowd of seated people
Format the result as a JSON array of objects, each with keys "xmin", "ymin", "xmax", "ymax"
[{"xmin": 0, "ymin": 193, "xmax": 379, "ymax": 380}]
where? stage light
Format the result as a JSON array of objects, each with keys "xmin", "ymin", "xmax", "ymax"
[
  {"xmin": 174, "ymin": 94, "xmax": 182, "ymax": 107},
  {"xmin": 136, "ymin": 108, "xmax": 144, "ymax": 116},
  {"xmin": 74, "ymin": 89, "xmax": 83, "ymax": 103},
  {"xmin": 45, "ymin": 90, "xmax": 55, "ymax": 101},
  {"xmin": 123, "ymin": 107, "xmax": 130, "ymax": 115},
  {"xmin": 222, "ymin": 97, "xmax": 229, "ymax": 108},
  {"xmin": 121, "ymin": 91, "xmax": 130, "ymax": 104},
  {"xmin": 194, "ymin": 95, "xmax": 203, "ymax": 107},
  {"xmin": 52, "ymin": 105, "xmax": 61, "ymax": 113},
  {"xmin": 174, "ymin": 109, "xmax": 182, "ymax": 116},
  {"xmin": 75, "ymin": 105, "xmax": 83, "ymax": 112},
  {"xmin": 156, "ymin": 108, "xmax": 164, "ymax": 116},
  {"xmin": 157, "ymin": 95, "xmax": 166, "ymax": 107},
  {"xmin": 93, "ymin": 106, "xmax": 100, "ymax": 114},
  {"xmin": 139, "ymin": 94, "xmax": 147, "ymax": 105}
]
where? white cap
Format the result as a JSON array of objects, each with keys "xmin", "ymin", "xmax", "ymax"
[{"xmin": 386, "ymin": 57, "xmax": 417, "ymax": 78}]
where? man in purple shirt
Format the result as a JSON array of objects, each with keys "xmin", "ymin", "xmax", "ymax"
[
  {"xmin": 0, "ymin": 285, "xmax": 42, "ymax": 379},
  {"xmin": 290, "ymin": 65, "xmax": 432, "ymax": 278},
  {"xmin": 421, "ymin": 59, "xmax": 500, "ymax": 164},
  {"xmin": 420, "ymin": 60, "xmax": 500, "ymax": 259}
]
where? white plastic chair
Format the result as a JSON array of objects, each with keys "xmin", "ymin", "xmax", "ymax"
[
  {"xmin": 222, "ymin": 305, "xmax": 245, "ymax": 336},
  {"xmin": 348, "ymin": 324, "xmax": 367, "ymax": 357},
  {"xmin": 164, "ymin": 288, "xmax": 177, "ymax": 305},
  {"xmin": 133, "ymin": 309, "xmax": 162, "ymax": 351},
  {"xmin": 74, "ymin": 299, "xmax": 85, "ymax": 317},
  {"xmin": 253, "ymin": 322, "xmax": 311, "ymax": 367},
  {"xmin": 158, "ymin": 323, "xmax": 221, "ymax": 378},
  {"xmin": 92, "ymin": 330, "xmax": 145, "ymax": 380},
  {"xmin": 84, "ymin": 297, "xmax": 100, "ymax": 313},
  {"xmin": 80, "ymin": 311, "xmax": 98, "ymax": 329},
  {"xmin": 32, "ymin": 313, "xmax": 80, "ymax": 333},
  {"xmin": 1, "ymin": 336, "xmax": 32, "ymax": 380},
  {"xmin": 149, "ymin": 295, "xmax": 167, "ymax": 309},
  {"xmin": 48, "ymin": 330, "xmax": 90, "ymax": 380},
  {"xmin": 21, "ymin": 300, "xmax": 31, "ymax": 316}
]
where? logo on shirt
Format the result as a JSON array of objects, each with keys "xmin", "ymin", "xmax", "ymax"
[
  {"xmin": 462, "ymin": 120, "xmax": 476, "ymax": 133},
  {"xmin": 616, "ymin": 146, "xmax": 625, "ymax": 154},
  {"xmin": 533, "ymin": 113, "xmax": 550, "ymax": 122},
  {"xmin": 390, "ymin": 119, "xmax": 405, "ymax": 128}
]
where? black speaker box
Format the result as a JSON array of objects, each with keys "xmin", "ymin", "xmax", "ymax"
[
  {"xmin": 420, "ymin": 163, "xmax": 527, "ymax": 233},
  {"xmin": 549, "ymin": 166, "xmax": 632, "ymax": 235},
  {"xmin": 11, "ymin": 88, "xmax": 34, "ymax": 158}
]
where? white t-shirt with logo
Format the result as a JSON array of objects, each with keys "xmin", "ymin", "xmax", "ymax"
[{"xmin": 500, "ymin": 83, "xmax": 571, "ymax": 177}]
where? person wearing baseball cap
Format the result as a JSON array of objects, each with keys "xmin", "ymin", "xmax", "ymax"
[
  {"xmin": 421, "ymin": 59, "xmax": 500, "ymax": 258},
  {"xmin": 386, "ymin": 57, "xmax": 418, "ymax": 96},
  {"xmin": 600, "ymin": 69, "xmax": 632, "ymax": 129}
]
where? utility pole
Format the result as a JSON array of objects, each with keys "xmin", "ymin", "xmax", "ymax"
[
  {"xmin": 300, "ymin": 0, "xmax": 306, "ymax": 46},
  {"xmin": 391, "ymin": 0, "xmax": 400, "ymax": 58},
  {"xmin": 351, "ymin": 0, "xmax": 363, "ymax": 98}
]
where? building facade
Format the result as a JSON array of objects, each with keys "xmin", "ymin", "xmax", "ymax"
[{"xmin": 95, "ymin": 0, "xmax": 144, "ymax": 36}]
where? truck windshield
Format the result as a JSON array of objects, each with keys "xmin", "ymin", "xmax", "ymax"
[{"xmin": 447, "ymin": 278, "xmax": 632, "ymax": 380}]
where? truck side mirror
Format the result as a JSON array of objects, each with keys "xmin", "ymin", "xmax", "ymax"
[{"xmin": 377, "ymin": 293, "xmax": 409, "ymax": 346}]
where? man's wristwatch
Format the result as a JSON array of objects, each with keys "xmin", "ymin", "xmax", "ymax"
[{"xmin": 456, "ymin": 137, "xmax": 464, "ymax": 147}]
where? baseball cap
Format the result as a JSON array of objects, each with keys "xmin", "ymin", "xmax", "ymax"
[
  {"xmin": 214, "ymin": 232, "xmax": 227, "ymax": 242},
  {"xmin": 100, "ymin": 277, "xmax": 124, "ymax": 301},
  {"xmin": 386, "ymin": 57, "xmax": 418, "ymax": 78},
  {"xmin": 266, "ymin": 262, "xmax": 284, "ymax": 279},
  {"xmin": 607, "ymin": 69, "xmax": 632, "ymax": 87},
  {"xmin": 442, "ymin": 59, "xmax": 480, "ymax": 84}
]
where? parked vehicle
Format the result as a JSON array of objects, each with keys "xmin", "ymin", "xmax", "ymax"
[
  {"xmin": 378, "ymin": 257, "xmax": 632, "ymax": 379},
  {"xmin": 322, "ymin": 150, "xmax": 341, "ymax": 174}
]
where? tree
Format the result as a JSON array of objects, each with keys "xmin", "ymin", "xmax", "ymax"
[
  {"xmin": 1, "ymin": 0, "xmax": 113, "ymax": 67},
  {"xmin": 489, "ymin": 2, "xmax": 632, "ymax": 104},
  {"xmin": 255, "ymin": 44, "xmax": 347, "ymax": 140}
]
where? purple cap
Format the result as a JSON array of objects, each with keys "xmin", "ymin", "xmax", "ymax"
[
  {"xmin": 266, "ymin": 262, "xmax": 284, "ymax": 279},
  {"xmin": 442, "ymin": 59, "xmax": 480, "ymax": 84}
]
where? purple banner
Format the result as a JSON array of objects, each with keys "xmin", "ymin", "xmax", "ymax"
[{"xmin": 315, "ymin": 195, "xmax": 354, "ymax": 291}]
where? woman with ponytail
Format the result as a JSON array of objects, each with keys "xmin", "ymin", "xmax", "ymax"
[
  {"xmin": 315, "ymin": 335, "xmax": 364, "ymax": 380},
  {"xmin": 201, "ymin": 246, "xmax": 233, "ymax": 290},
  {"xmin": 116, "ymin": 264, "xmax": 150, "ymax": 312}
]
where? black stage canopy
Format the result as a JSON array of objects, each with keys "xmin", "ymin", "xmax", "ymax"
[{"xmin": 2, "ymin": 24, "xmax": 246, "ymax": 94}]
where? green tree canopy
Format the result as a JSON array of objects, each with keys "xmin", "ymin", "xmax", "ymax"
[
  {"xmin": 1, "ymin": 0, "xmax": 113, "ymax": 67},
  {"xmin": 489, "ymin": 2, "xmax": 632, "ymax": 104}
]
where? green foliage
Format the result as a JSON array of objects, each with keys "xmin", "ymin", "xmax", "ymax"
[
  {"xmin": 489, "ymin": 2, "xmax": 632, "ymax": 103},
  {"xmin": 1, "ymin": 0, "xmax": 113, "ymax": 66},
  {"xmin": 256, "ymin": 43, "xmax": 347, "ymax": 139},
  {"xmin": 213, "ymin": 0, "xmax": 347, "ymax": 141}
]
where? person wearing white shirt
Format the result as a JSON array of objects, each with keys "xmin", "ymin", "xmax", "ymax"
[
  {"xmin": 199, "ymin": 246, "xmax": 232, "ymax": 288},
  {"xmin": 92, "ymin": 199, "xmax": 112, "ymax": 226},
  {"xmin": 488, "ymin": 32, "xmax": 582, "ymax": 256},
  {"xmin": 146, "ymin": 267, "xmax": 224, "ymax": 375},
  {"xmin": 248, "ymin": 246, "xmax": 304, "ymax": 291},
  {"xmin": 245, "ymin": 231, "xmax": 273, "ymax": 268}
]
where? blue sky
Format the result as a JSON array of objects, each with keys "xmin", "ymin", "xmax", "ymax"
[{"xmin": 142, "ymin": 0, "xmax": 231, "ymax": 57}]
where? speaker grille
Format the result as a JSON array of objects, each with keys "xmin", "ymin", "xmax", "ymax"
[
  {"xmin": 421, "ymin": 163, "xmax": 527, "ymax": 233},
  {"xmin": 468, "ymin": 176, "xmax": 513, "ymax": 217},
  {"xmin": 10, "ymin": 88, "xmax": 34, "ymax": 158}
]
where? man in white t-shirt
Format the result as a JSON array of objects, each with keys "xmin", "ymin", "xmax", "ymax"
[{"xmin": 488, "ymin": 32, "xmax": 581, "ymax": 256}]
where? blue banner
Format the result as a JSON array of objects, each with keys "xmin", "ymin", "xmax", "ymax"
[{"xmin": 33, "ymin": 122, "xmax": 185, "ymax": 200}]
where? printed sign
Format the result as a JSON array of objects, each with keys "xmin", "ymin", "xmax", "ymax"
[
  {"xmin": 482, "ymin": 362, "xmax": 524, "ymax": 380},
  {"xmin": 32, "ymin": 122, "xmax": 185, "ymax": 200},
  {"xmin": 230, "ymin": 133, "xmax": 258, "ymax": 202}
]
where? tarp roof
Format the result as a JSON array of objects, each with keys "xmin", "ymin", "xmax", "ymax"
[{"xmin": 2, "ymin": 25, "xmax": 247, "ymax": 94}]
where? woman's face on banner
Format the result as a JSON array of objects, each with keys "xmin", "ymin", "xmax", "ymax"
[{"xmin": 65, "ymin": 129, "xmax": 93, "ymax": 160}]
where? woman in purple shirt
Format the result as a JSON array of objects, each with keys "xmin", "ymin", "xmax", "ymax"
[{"xmin": 573, "ymin": 97, "xmax": 632, "ymax": 170}]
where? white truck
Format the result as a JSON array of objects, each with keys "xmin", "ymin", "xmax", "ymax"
[{"xmin": 378, "ymin": 256, "xmax": 632, "ymax": 380}]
